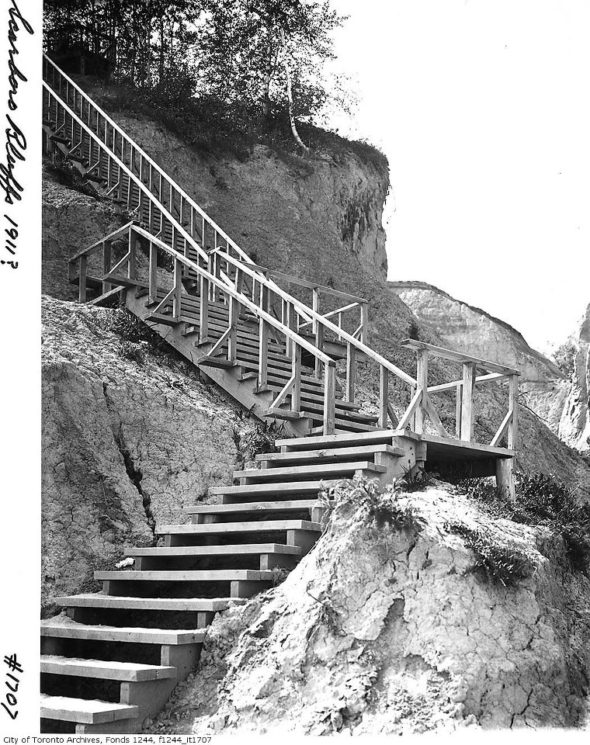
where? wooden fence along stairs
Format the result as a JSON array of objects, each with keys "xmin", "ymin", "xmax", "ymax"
[{"xmin": 41, "ymin": 56, "xmax": 520, "ymax": 733}]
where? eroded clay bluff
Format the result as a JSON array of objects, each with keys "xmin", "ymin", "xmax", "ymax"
[
  {"xmin": 389, "ymin": 281, "xmax": 590, "ymax": 456},
  {"xmin": 42, "ymin": 296, "xmax": 260, "ymax": 614},
  {"xmin": 149, "ymin": 483, "xmax": 590, "ymax": 734}
]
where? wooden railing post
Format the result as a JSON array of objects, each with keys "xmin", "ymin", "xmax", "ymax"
[
  {"xmin": 172, "ymin": 258, "xmax": 182, "ymax": 321},
  {"xmin": 312, "ymin": 289, "xmax": 323, "ymax": 377},
  {"xmin": 78, "ymin": 256, "xmax": 87, "ymax": 302},
  {"xmin": 292, "ymin": 344, "xmax": 302, "ymax": 413},
  {"xmin": 199, "ymin": 273, "xmax": 209, "ymax": 341},
  {"xmin": 228, "ymin": 296, "xmax": 238, "ymax": 362},
  {"xmin": 508, "ymin": 374, "xmax": 519, "ymax": 450},
  {"xmin": 102, "ymin": 240, "xmax": 112, "ymax": 294},
  {"xmin": 345, "ymin": 343, "xmax": 356, "ymax": 403},
  {"xmin": 258, "ymin": 319, "xmax": 269, "ymax": 389},
  {"xmin": 148, "ymin": 241, "xmax": 158, "ymax": 305},
  {"xmin": 455, "ymin": 383, "xmax": 463, "ymax": 437},
  {"xmin": 128, "ymin": 228, "xmax": 137, "ymax": 280},
  {"xmin": 415, "ymin": 349, "xmax": 429, "ymax": 434},
  {"xmin": 378, "ymin": 366, "xmax": 388, "ymax": 429},
  {"xmin": 323, "ymin": 364, "xmax": 336, "ymax": 435},
  {"xmin": 460, "ymin": 362, "xmax": 476, "ymax": 441}
]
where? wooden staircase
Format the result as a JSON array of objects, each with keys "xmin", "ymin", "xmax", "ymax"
[
  {"xmin": 41, "ymin": 56, "xmax": 521, "ymax": 732},
  {"xmin": 41, "ymin": 433, "xmax": 406, "ymax": 733}
]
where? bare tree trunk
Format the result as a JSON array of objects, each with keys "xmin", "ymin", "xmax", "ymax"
[{"xmin": 280, "ymin": 29, "xmax": 309, "ymax": 152}]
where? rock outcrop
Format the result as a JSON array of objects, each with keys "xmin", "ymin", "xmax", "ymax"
[
  {"xmin": 150, "ymin": 482, "xmax": 590, "ymax": 733},
  {"xmin": 42, "ymin": 296, "xmax": 258, "ymax": 613}
]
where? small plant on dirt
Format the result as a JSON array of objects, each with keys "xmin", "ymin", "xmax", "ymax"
[
  {"xmin": 455, "ymin": 472, "xmax": 590, "ymax": 574},
  {"xmin": 118, "ymin": 339, "xmax": 146, "ymax": 365},
  {"xmin": 446, "ymin": 522, "xmax": 535, "ymax": 587},
  {"xmin": 269, "ymin": 566, "xmax": 290, "ymax": 587},
  {"xmin": 240, "ymin": 420, "xmax": 285, "ymax": 461},
  {"xmin": 398, "ymin": 465, "xmax": 433, "ymax": 493}
]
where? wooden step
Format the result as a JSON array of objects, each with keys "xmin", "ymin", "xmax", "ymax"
[
  {"xmin": 196, "ymin": 355, "xmax": 237, "ymax": 369},
  {"xmin": 185, "ymin": 500, "xmax": 321, "ymax": 516},
  {"xmin": 40, "ymin": 621, "xmax": 205, "ymax": 646},
  {"xmin": 95, "ymin": 569, "xmax": 274, "ymax": 582},
  {"xmin": 208, "ymin": 475, "xmax": 381, "ymax": 500},
  {"xmin": 233, "ymin": 461, "xmax": 386, "ymax": 482},
  {"xmin": 296, "ymin": 401, "xmax": 378, "ymax": 424},
  {"xmin": 277, "ymin": 429, "xmax": 398, "ymax": 451},
  {"xmin": 40, "ymin": 694, "xmax": 138, "ymax": 725},
  {"xmin": 55, "ymin": 594, "xmax": 233, "ymax": 612},
  {"xmin": 129, "ymin": 543, "xmax": 303, "ymax": 558},
  {"xmin": 157, "ymin": 519, "xmax": 321, "ymax": 536},
  {"xmin": 41, "ymin": 655, "xmax": 177, "ymax": 682},
  {"xmin": 257, "ymin": 443, "xmax": 405, "ymax": 466}
]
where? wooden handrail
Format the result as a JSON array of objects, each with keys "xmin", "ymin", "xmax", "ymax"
[
  {"xmin": 44, "ymin": 84, "xmax": 209, "ymax": 265},
  {"xmin": 43, "ymin": 55, "xmax": 253, "ymax": 267},
  {"xmin": 401, "ymin": 339, "xmax": 520, "ymax": 376},
  {"xmin": 428, "ymin": 372, "xmax": 511, "ymax": 394}
]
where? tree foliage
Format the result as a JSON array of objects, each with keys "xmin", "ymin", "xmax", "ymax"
[{"xmin": 43, "ymin": 0, "xmax": 351, "ymax": 147}]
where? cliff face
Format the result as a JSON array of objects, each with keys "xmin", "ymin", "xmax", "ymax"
[
  {"xmin": 388, "ymin": 281, "xmax": 562, "ymax": 383},
  {"xmin": 150, "ymin": 482, "xmax": 590, "ymax": 734},
  {"xmin": 42, "ymin": 296, "xmax": 258, "ymax": 613},
  {"xmin": 528, "ymin": 304, "xmax": 590, "ymax": 454}
]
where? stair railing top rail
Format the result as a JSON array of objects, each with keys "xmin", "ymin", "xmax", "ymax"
[
  {"xmin": 43, "ymin": 54, "xmax": 253, "ymax": 267},
  {"xmin": 400, "ymin": 339, "xmax": 519, "ymax": 449},
  {"xmin": 70, "ymin": 220, "xmax": 335, "ymax": 369}
]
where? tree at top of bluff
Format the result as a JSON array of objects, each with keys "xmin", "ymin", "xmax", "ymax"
[{"xmin": 44, "ymin": 0, "xmax": 353, "ymax": 152}]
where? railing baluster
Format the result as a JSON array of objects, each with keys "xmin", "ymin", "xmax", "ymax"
[
  {"xmin": 292, "ymin": 344, "xmax": 301, "ymax": 412},
  {"xmin": 508, "ymin": 374, "xmax": 519, "ymax": 449},
  {"xmin": 172, "ymin": 258, "xmax": 182, "ymax": 321},
  {"xmin": 199, "ymin": 273, "xmax": 209, "ymax": 342},
  {"xmin": 258, "ymin": 318, "xmax": 269, "ymax": 389},
  {"xmin": 128, "ymin": 229, "xmax": 137, "ymax": 280},
  {"xmin": 228, "ymin": 296, "xmax": 238, "ymax": 362},
  {"xmin": 460, "ymin": 362, "xmax": 476, "ymax": 441},
  {"xmin": 378, "ymin": 366, "xmax": 388, "ymax": 429},
  {"xmin": 455, "ymin": 383, "xmax": 463, "ymax": 437},
  {"xmin": 345, "ymin": 343, "xmax": 356, "ymax": 403},
  {"xmin": 148, "ymin": 240, "xmax": 158, "ymax": 305},
  {"xmin": 323, "ymin": 364, "xmax": 336, "ymax": 435}
]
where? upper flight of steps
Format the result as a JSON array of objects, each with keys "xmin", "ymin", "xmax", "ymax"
[
  {"xmin": 124, "ymin": 281, "xmax": 379, "ymax": 437},
  {"xmin": 40, "ymin": 431, "xmax": 406, "ymax": 733}
]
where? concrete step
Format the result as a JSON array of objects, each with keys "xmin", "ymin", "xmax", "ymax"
[
  {"xmin": 55, "ymin": 594, "xmax": 233, "ymax": 612},
  {"xmin": 158, "ymin": 519, "xmax": 321, "ymax": 536},
  {"xmin": 233, "ymin": 461, "xmax": 386, "ymax": 483},
  {"xmin": 277, "ymin": 429, "xmax": 399, "ymax": 452},
  {"xmin": 41, "ymin": 655, "xmax": 176, "ymax": 682},
  {"xmin": 40, "ymin": 621, "xmax": 205, "ymax": 646},
  {"xmin": 40, "ymin": 694, "xmax": 138, "ymax": 725},
  {"xmin": 257, "ymin": 443, "xmax": 405, "ymax": 466},
  {"xmin": 129, "ymin": 543, "xmax": 303, "ymax": 558},
  {"xmin": 95, "ymin": 569, "xmax": 273, "ymax": 582}
]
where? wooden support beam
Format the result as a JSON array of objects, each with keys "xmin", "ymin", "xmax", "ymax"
[
  {"xmin": 455, "ymin": 384, "xmax": 462, "ymax": 438},
  {"xmin": 102, "ymin": 241, "xmax": 112, "ymax": 294},
  {"xmin": 508, "ymin": 375, "xmax": 519, "ymax": 450},
  {"xmin": 378, "ymin": 367, "xmax": 388, "ymax": 429},
  {"xmin": 496, "ymin": 458, "xmax": 515, "ymax": 502},
  {"xmin": 345, "ymin": 343, "xmax": 356, "ymax": 403},
  {"xmin": 258, "ymin": 319, "xmax": 269, "ymax": 388},
  {"xmin": 398, "ymin": 389, "xmax": 423, "ymax": 431},
  {"xmin": 228, "ymin": 297, "xmax": 238, "ymax": 362},
  {"xmin": 291, "ymin": 344, "xmax": 302, "ymax": 413},
  {"xmin": 199, "ymin": 274, "xmax": 209, "ymax": 341},
  {"xmin": 323, "ymin": 365, "xmax": 336, "ymax": 435},
  {"xmin": 172, "ymin": 259, "xmax": 182, "ymax": 321},
  {"xmin": 491, "ymin": 409, "xmax": 512, "ymax": 448},
  {"xmin": 460, "ymin": 362, "xmax": 476, "ymax": 442},
  {"xmin": 415, "ymin": 349, "xmax": 429, "ymax": 434}
]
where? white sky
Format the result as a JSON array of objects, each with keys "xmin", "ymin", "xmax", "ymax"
[{"xmin": 329, "ymin": 0, "xmax": 590, "ymax": 353}]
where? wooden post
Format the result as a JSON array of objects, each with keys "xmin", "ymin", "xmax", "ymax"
[
  {"xmin": 128, "ymin": 229, "xmax": 137, "ymax": 280},
  {"xmin": 323, "ymin": 364, "xmax": 336, "ymax": 435},
  {"xmin": 378, "ymin": 366, "xmax": 388, "ymax": 429},
  {"xmin": 460, "ymin": 362, "xmax": 476, "ymax": 442},
  {"xmin": 228, "ymin": 297, "xmax": 238, "ymax": 362},
  {"xmin": 496, "ymin": 458, "xmax": 515, "ymax": 502},
  {"xmin": 455, "ymin": 383, "xmax": 463, "ymax": 438},
  {"xmin": 312, "ymin": 290, "xmax": 323, "ymax": 377},
  {"xmin": 292, "ymin": 344, "xmax": 302, "ymax": 412},
  {"xmin": 414, "ymin": 349, "xmax": 429, "ymax": 434},
  {"xmin": 78, "ymin": 256, "xmax": 87, "ymax": 303},
  {"xmin": 258, "ymin": 319, "xmax": 269, "ymax": 389},
  {"xmin": 172, "ymin": 259, "xmax": 182, "ymax": 321},
  {"xmin": 148, "ymin": 242, "xmax": 158, "ymax": 305},
  {"xmin": 508, "ymin": 374, "xmax": 519, "ymax": 450},
  {"xmin": 345, "ymin": 343, "xmax": 356, "ymax": 403},
  {"xmin": 360, "ymin": 302, "xmax": 369, "ymax": 345},
  {"xmin": 102, "ymin": 241, "xmax": 112, "ymax": 294},
  {"xmin": 199, "ymin": 274, "xmax": 209, "ymax": 341}
]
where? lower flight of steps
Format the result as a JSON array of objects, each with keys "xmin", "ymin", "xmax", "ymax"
[{"xmin": 40, "ymin": 430, "xmax": 406, "ymax": 733}]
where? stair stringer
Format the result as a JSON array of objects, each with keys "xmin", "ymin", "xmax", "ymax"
[{"xmin": 124, "ymin": 290, "xmax": 313, "ymax": 438}]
